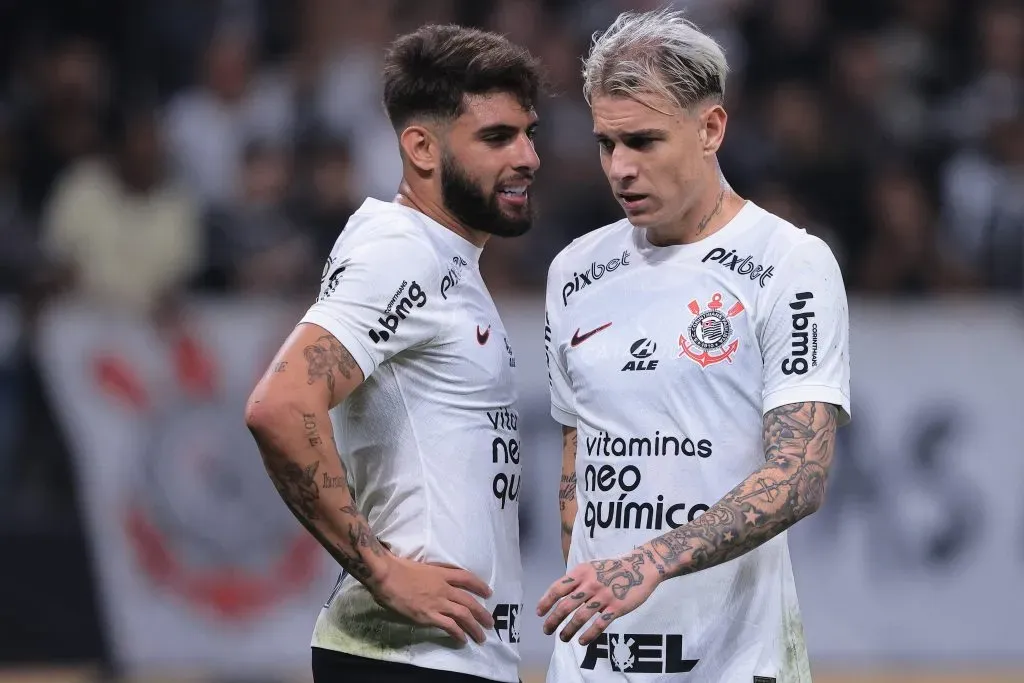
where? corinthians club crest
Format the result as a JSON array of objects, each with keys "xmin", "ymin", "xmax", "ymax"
[{"xmin": 679, "ymin": 292, "xmax": 745, "ymax": 367}]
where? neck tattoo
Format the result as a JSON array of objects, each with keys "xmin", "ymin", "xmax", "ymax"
[{"xmin": 696, "ymin": 190, "xmax": 725, "ymax": 235}]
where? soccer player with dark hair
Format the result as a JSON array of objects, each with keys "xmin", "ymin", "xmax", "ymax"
[{"xmin": 246, "ymin": 24, "xmax": 542, "ymax": 683}]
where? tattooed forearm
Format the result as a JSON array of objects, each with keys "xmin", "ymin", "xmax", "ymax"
[
  {"xmin": 303, "ymin": 334, "xmax": 360, "ymax": 398},
  {"xmin": 560, "ymin": 427, "xmax": 579, "ymax": 561},
  {"xmin": 252, "ymin": 407, "xmax": 388, "ymax": 585},
  {"xmin": 559, "ymin": 472, "xmax": 577, "ymax": 511},
  {"xmin": 335, "ymin": 505, "xmax": 387, "ymax": 581},
  {"xmin": 322, "ymin": 472, "xmax": 347, "ymax": 488},
  {"xmin": 266, "ymin": 459, "xmax": 320, "ymax": 520},
  {"xmin": 303, "ymin": 412, "xmax": 323, "ymax": 447},
  {"xmin": 649, "ymin": 402, "xmax": 838, "ymax": 578}
]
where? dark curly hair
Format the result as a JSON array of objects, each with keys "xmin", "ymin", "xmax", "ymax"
[{"xmin": 382, "ymin": 24, "xmax": 543, "ymax": 130}]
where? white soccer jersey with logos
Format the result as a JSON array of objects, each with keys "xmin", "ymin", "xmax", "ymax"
[
  {"xmin": 299, "ymin": 198, "xmax": 523, "ymax": 682},
  {"xmin": 544, "ymin": 201, "xmax": 851, "ymax": 683}
]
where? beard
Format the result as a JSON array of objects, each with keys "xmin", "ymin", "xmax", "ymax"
[{"xmin": 440, "ymin": 152, "xmax": 533, "ymax": 238}]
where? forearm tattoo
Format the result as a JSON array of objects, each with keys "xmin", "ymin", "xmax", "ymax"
[
  {"xmin": 648, "ymin": 402, "xmax": 838, "ymax": 577},
  {"xmin": 560, "ymin": 429, "xmax": 578, "ymax": 547},
  {"xmin": 260, "ymin": 411, "xmax": 384, "ymax": 582},
  {"xmin": 559, "ymin": 473, "xmax": 577, "ymax": 512},
  {"xmin": 581, "ymin": 403, "xmax": 838, "ymax": 601}
]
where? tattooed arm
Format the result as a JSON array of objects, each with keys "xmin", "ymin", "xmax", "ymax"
[
  {"xmin": 559, "ymin": 426, "xmax": 578, "ymax": 562},
  {"xmin": 246, "ymin": 323, "xmax": 494, "ymax": 643},
  {"xmin": 245, "ymin": 323, "xmax": 387, "ymax": 581},
  {"xmin": 538, "ymin": 401, "xmax": 839, "ymax": 644},
  {"xmin": 648, "ymin": 401, "xmax": 837, "ymax": 575}
]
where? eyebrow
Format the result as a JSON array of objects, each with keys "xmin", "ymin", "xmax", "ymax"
[
  {"xmin": 477, "ymin": 124, "xmax": 525, "ymax": 138},
  {"xmin": 593, "ymin": 128, "xmax": 668, "ymax": 139}
]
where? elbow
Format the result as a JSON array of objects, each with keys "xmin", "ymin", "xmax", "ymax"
[
  {"xmin": 800, "ymin": 483, "xmax": 829, "ymax": 520},
  {"xmin": 244, "ymin": 390, "xmax": 289, "ymax": 444}
]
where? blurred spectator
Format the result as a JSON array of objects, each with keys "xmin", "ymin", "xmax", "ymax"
[
  {"xmin": 290, "ymin": 133, "xmax": 359, "ymax": 259},
  {"xmin": 311, "ymin": 0, "xmax": 402, "ymax": 200},
  {"xmin": 40, "ymin": 104, "xmax": 201, "ymax": 315},
  {"xmin": 758, "ymin": 80, "xmax": 868, "ymax": 258},
  {"xmin": 166, "ymin": 24, "xmax": 294, "ymax": 207},
  {"xmin": 0, "ymin": 106, "xmax": 42, "ymax": 296},
  {"xmin": 15, "ymin": 37, "xmax": 107, "ymax": 218},
  {"xmin": 937, "ymin": 1, "xmax": 1023, "ymax": 146},
  {"xmin": 857, "ymin": 164, "xmax": 975, "ymax": 293},
  {"xmin": 941, "ymin": 116, "xmax": 1024, "ymax": 291},
  {"xmin": 205, "ymin": 139, "xmax": 314, "ymax": 296},
  {"xmin": 875, "ymin": 0, "xmax": 957, "ymax": 143},
  {"xmin": 741, "ymin": 0, "xmax": 831, "ymax": 92}
]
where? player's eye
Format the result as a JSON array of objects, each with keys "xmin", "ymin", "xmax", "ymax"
[
  {"xmin": 483, "ymin": 133, "xmax": 513, "ymax": 145},
  {"xmin": 597, "ymin": 138, "xmax": 614, "ymax": 153},
  {"xmin": 625, "ymin": 136, "xmax": 654, "ymax": 150}
]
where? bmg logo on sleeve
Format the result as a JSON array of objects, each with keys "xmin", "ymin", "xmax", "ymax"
[
  {"xmin": 781, "ymin": 292, "xmax": 818, "ymax": 375},
  {"xmin": 367, "ymin": 280, "xmax": 428, "ymax": 343}
]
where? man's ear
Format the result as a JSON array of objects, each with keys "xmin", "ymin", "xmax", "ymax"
[
  {"xmin": 399, "ymin": 124, "xmax": 442, "ymax": 173},
  {"xmin": 701, "ymin": 104, "xmax": 727, "ymax": 156}
]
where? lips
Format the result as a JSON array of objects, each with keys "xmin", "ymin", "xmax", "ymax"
[
  {"xmin": 498, "ymin": 183, "xmax": 530, "ymax": 207},
  {"xmin": 618, "ymin": 192, "xmax": 649, "ymax": 211}
]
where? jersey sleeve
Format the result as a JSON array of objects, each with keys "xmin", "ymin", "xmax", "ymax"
[
  {"xmin": 545, "ymin": 255, "xmax": 577, "ymax": 426},
  {"xmin": 299, "ymin": 227, "xmax": 445, "ymax": 380},
  {"xmin": 760, "ymin": 237, "xmax": 851, "ymax": 425}
]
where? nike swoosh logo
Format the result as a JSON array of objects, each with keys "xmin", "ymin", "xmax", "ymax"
[
  {"xmin": 477, "ymin": 325, "xmax": 491, "ymax": 345},
  {"xmin": 571, "ymin": 322, "xmax": 612, "ymax": 347}
]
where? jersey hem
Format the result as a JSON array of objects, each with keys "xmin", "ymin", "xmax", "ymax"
[
  {"xmin": 763, "ymin": 384, "xmax": 851, "ymax": 425},
  {"xmin": 299, "ymin": 311, "xmax": 377, "ymax": 379}
]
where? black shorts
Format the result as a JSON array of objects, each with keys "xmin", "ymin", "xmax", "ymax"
[{"xmin": 312, "ymin": 647, "xmax": 518, "ymax": 683}]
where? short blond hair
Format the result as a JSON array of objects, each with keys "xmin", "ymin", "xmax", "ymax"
[{"xmin": 583, "ymin": 8, "xmax": 728, "ymax": 110}]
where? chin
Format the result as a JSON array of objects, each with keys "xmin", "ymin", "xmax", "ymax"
[{"xmin": 624, "ymin": 211, "xmax": 657, "ymax": 229}]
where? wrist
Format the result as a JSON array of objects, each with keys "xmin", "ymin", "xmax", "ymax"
[
  {"xmin": 363, "ymin": 549, "xmax": 394, "ymax": 590},
  {"xmin": 646, "ymin": 539, "xmax": 686, "ymax": 579}
]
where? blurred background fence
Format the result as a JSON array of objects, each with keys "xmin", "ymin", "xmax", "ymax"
[{"xmin": 1, "ymin": 0, "xmax": 1022, "ymax": 681}]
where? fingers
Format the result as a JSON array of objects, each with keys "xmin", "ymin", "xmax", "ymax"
[
  {"xmin": 433, "ymin": 614, "xmax": 468, "ymax": 645},
  {"xmin": 557, "ymin": 599, "xmax": 604, "ymax": 643},
  {"xmin": 448, "ymin": 588, "xmax": 495, "ymax": 630},
  {"xmin": 536, "ymin": 574, "xmax": 580, "ymax": 616},
  {"xmin": 542, "ymin": 588, "xmax": 590, "ymax": 635},
  {"xmin": 579, "ymin": 610, "xmax": 616, "ymax": 646},
  {"xmin": 442, "ymin": 603, "xmax": 486, "ymax": 645},
  {"xmin": 441, "ymin": 567, "xmax": 493, "ymax": 599}
]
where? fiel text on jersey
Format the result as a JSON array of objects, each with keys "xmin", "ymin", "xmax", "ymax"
[{"xmin": 580, "ymin": 633, "xmax": 698, "ymax": 674}]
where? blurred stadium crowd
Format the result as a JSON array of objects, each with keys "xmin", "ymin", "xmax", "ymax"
[{"xmin": 0, "ymin": 0, "xmax": 1023, "ymax": 668}]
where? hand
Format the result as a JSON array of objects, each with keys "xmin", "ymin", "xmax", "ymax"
[
  {"xmin": 536, "ymin": 545, "xmax": 664, "ymax": 646},
  {"xmin": 369, "ymin": 555, "xmax": 495, "ymax": 645}
]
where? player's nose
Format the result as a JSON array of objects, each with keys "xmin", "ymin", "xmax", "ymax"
[
  {"xmin": 513, "ymin": 134, "xmax": 540, "ymax": 172},
  {"xmin": 607, "ymin": 148, "xmax": 637, "ymax": 183}
]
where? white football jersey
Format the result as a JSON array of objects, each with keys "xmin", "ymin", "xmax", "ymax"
[
  {"xmin": 300, "ymin": 198, "xmax": 523, "ymax": 682},
  {"xmin": 544, "ymin": 201, "xmax": 851, "ymax": 683}
]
